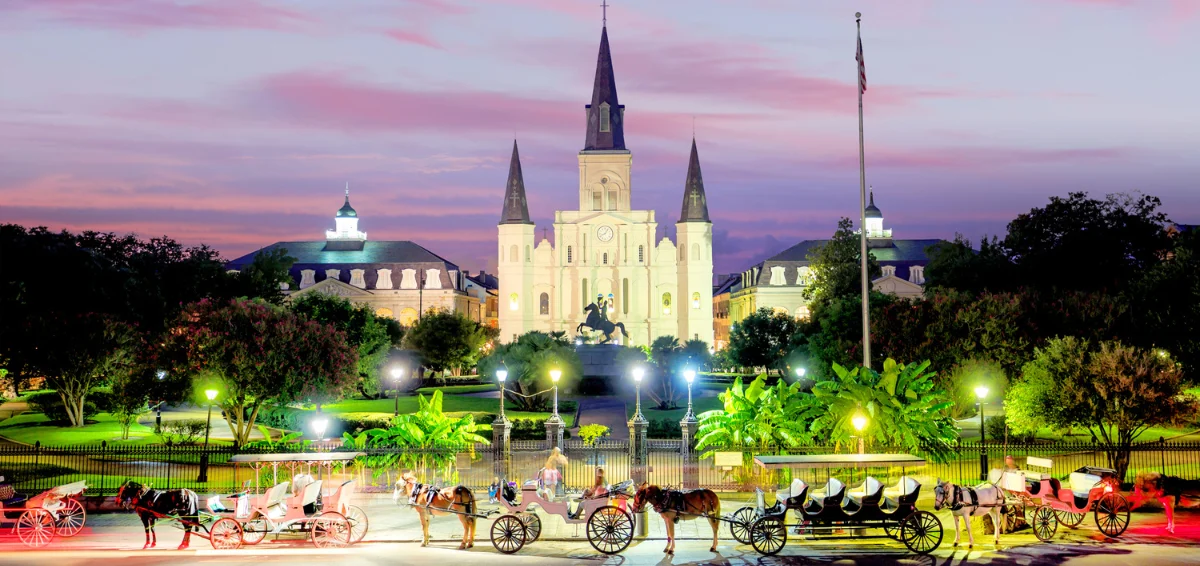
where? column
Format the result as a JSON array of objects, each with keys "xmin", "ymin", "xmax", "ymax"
[
  {"xmin": 629, "ymin": 413, "xmax": 649, "ymax": 537},
  {"xmin": 680, "ymin": 415, "xmax": 699, "ymax": 489},
  {"xmin": 545, "ymin": 415, "xmax": 565, "ymax": 451},
  {"xmin": 493, "ymin": 414, "xmax": 512, "ymax": 482}
]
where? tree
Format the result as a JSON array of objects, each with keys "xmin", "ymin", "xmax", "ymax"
[
  {"xmin": 404, "ymin": 309, "xmax": 491, "ymax": 377},
  {"xmin": 290, "ymin": 293, "xmax": 401, "ymax": 397},
  {"xmin": 1007, "ymin": 338, "xmax": 1198, "ymax": 480},
  {"xmin": 226, "ymin": 248, "xmax": 296, "ymax": 304},
  {"xmin": 727, "ymin": 308, "xmax": 804, "ymax": 374},
  {"xmin": 810, "ymin": 359, "xmax": 958, "ymax": 461},
  {"xmin": 925, "ymin": 233, "xmax": 1013, "ymax": 293},
  {"xmin": 1003, "ymin": 192, "xmax": 1171, "ymax": 293},
  {"xmin": 647, "ymin": 336, "xmax": 683, "ymax": 410},
  {"xmin": 160, "ymin": 298, "xmax": 358, "ymax": 445},
  {"xmin": 478, "ymin": 331, "xmax": 582, "ymax": 412},
  {"xmin": 22, "ymin": 313, "xmax": 138, "ymax": 427},
  {"xmin": 940, "ymin": 358, "xmax": 1008, "ymax": 419},
  {"xmin": 804, "ymin": 217, "xmax": 881, "ymax": 306},
  {"xmin": 1128, "ymin": 228, "xmax": 1200, "ymax": 377},
  {"xmin": 694, "ymin": 374, "xmax": 820, "ymax": 455}
]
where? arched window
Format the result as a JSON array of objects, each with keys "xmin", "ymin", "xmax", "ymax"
[
  {"xmin": 602, "ymin": 252, "xmax": 608, "ymax": 265},
  {"xmin": 399, "ymin": 308, "xmax": 418, "ymax": 326},
  {"xmin": 582, "ymin": 279, "xmax": 589, "ymax": 307},
  {"xmin": 662, "ymin": 292, "xmax": 672, "ymax": 315},
  {"xmin": 692, "ymin": 292, "xmax": 701, "ymax": 309},
  {"xmin": 638, "ymin": 245, "xmax": 644, "ymax": 263},
  {"xmin": 525, "ymin": 245, "xmax": 531, "ymax": 262},
  {"xmin": 622, "ymin": 278, "xmax": 630, "ymax": 315},
  {"xmin": 509, "ymin": 293, "xmax": 519, "ymax": 311},
  {"xmin": 567, "ymin": 245, "xmax": 573, "ymax": 264},
  {"xmin": 539, "ymin": 292, "xmax": 549, "ymax": 316},
  {"xmin": 796, "ymin": 305, "xmax": 811, "ymax": 320},
  {"xmin": 509, "ymin": 245, "xmax": 518, "ymax": 263},
  {"xmin": 691, "ymin": 243, "xmax": 700, "ymax": 261},
  {"xmin": 375, "ymin": 307, "xmax": 394, "ymax": 318}
]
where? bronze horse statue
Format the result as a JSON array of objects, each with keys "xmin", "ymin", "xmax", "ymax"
[{"xmin": 576, "ymin": 303, "xmax": 628, "ymax": 344}]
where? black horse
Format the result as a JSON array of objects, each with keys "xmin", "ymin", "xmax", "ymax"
[
  {"xmin": 576, "ymin": 303, "xmax": 629, "ymax": 344},
  {"xmin": 116, "ymin": 480, "xmax": 200, "ymax": 549}
]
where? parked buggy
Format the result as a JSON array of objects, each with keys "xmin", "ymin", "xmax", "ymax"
[
  {"xmin": 993, "ymin": 457, "xmax": 1129, "ymax": 541},
  {"xmin": 0, "ymin": 479, "xmax": 87, "ymax": 548},
  {"xmin": 746, "ymin": 454, "xmax": 943, "ymax": 556},
  {"xmin": 490, "ymin": 476, "xmax": 636, "ymax": 555}
]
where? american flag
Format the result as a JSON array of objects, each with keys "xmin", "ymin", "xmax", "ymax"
[{"xmin": 856, "ymin": 35, "xmax": 867, "ymax": 94}]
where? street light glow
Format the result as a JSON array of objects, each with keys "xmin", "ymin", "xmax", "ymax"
[
  {"xmin": 550, "ymin": 368, "xmax": 561, "ymax": 382},
  {"xmin": 851, "ymin": 413, "xmax": 868, "ymax": 432},
  {"xmin": 313, "ymin": 417, "xmax": 328, "ymax": 440},
  {"xmin": 974, "ymin": 385, "xmax": 990, "ymax": 400},
  {"xmin": 496, "ymin": 367, "xmax": 508, "ymax": 383},
  {"xmin": 683, "ymin": 369, "xmax": 696, "ymax": 384},
  {"xmin": 156, "ymin": 370, "xmax": 166, "ymax": 381},
  {"xmin": 204, "ymin": 389, "xmax": 218, "ymax": 401},
  {"xmin": 795, "ymin": 367, "xmax": 806, "ymax": 378},
  {"xmin": 391, "ymin": 367, "xmax": 404, "ymax": 381},
  {"xmin": 632, "ymin": 367, "xmax": 644, "ymax": 382}
]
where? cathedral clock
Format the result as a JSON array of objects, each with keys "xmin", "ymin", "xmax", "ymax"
[{"xmin": 596, "ymin": 225, "xmax": 614, "ymax": 242}]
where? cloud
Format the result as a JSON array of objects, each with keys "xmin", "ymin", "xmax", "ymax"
[
  {"xmin": 385, "ymin": 29, "xmax": 444, "ymax": 49},
  {"xmin": 1, "ymin": 0, "xmax": 311, "ymax": 31}
]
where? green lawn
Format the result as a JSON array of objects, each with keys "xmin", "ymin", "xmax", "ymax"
[
  {"xmin": 319, "ymin": 395, "xmax": 575, "ymax": 426},
  {"xmin": 0, "ymin": 412, "xmax": 163, "ymax": 446},
  {"xmin": 628, "ymin": 396, "xmax": 723, "ymax": 422}
]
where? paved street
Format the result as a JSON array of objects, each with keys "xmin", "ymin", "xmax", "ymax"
[{"xmin": 2, "ymin": 495, "xmax": 1196, "ymax": 565}]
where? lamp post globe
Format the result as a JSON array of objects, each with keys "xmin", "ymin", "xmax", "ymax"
[
  {"xmin": 631, "ymin": 367, "xmax": 646, "ymax": 421},
  {"xmin": 795, "ymin": 367, "xmax": 806, "ymax": 378},
  {"xmin": 682, "ymin": 369, "xmax": 697, "ymax": 422},
  {"xmin": 313, "ymin": 417, "xmax": 328, "ymax": 441},
  {"xmin": 851, "ymin": 412, "xmax": 867, "ymax": 455},
  {"xmin": 549, "ymin": 369, "xmax": 562, "ymax": 417}
]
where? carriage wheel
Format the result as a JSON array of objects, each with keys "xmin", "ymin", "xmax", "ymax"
[
  {"xmin": 517, "ymin": 511, "xmax": 542, "ymax": 543},
  {"xmin": 884, "ymin": 518, "xmax": 902, "ymax": 540},
  {"xmin": 54, "ymin": 498, "xmax": 86, "ymax": 537},
  {"xmin": 345, "ymin": 505, "xmax": 369, "ymax": 544},
  {"xmin": 1031, "ymin": 505, "xmax": 1058, "ymax": 542},
  {"xmin": 1094, "ymin": 492, "xmax": 1130, "ymax": 538},
  {"xmin": 900, "ymin": 510, "xmax": 942, "ymax": 555},
  {"xmin": 1056, "ymin": 509, "xmax": 1086, "ymax": 529},
  {"xmin": 749, "ymin": 516, "xmax": 787, "ymax": 556},
  {"xmin": 311, "ymin": 511, "xmax": 351, "ymax": 548},
  {"xmin": 728, "ymin": 506, "xmax": 756, "ymax": 544},
  {"xmin": 209, "ymin": 517, "xmax": 243, "ymax": 550},
  {"xmin": 16, "ymin": 509, "xmax": 56, "ymax": 548},
  {"xmin": 586, "ymin": 505, "xmax": 634, "ymax": 555},
  {"xmin": 240, "ymin": 517, "xmax": 270, "ymax": 545},
  {"xmin": 490, "ymin": 514, "xmax": 526, "ymax": 554}
]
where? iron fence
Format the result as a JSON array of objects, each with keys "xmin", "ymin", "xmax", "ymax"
[{"xmin": 2, "ymin": 439, "xmax": 1199, "ymax": 498}]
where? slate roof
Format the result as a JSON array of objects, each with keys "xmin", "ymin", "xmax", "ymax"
[
  {"xmin": 679, "ymin": 138, "xmax": 710, "ymax": 223},
  {"xmin": 226, "ymin": 240, "xmax": 462, "ymax": 290},
  {"xmin": 748, "ymin": 238, "xmax": 946, "ymax": 287},
  {"xmin": 713, "ymin": 273, "xmax": 739, "ymax": 296},
  {"xmin": 583, "ymin": 26, "xmax": 626, "ymax": 151},
  {"xmin": 500, "ymin": 140, "xmax": 533, "ymax": 225}
]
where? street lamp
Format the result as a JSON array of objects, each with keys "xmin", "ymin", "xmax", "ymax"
[
  {"xmin": 851, "ymin": 412, "xmax": 867, "ymax": 455},
  {"xmin": 155, "ymin": 370, "xmax": 166, "ymax": 431},
  {"xmin": 795, "ymin": 367, "xmax": 806, "ymax": 379},
  {"xmin": 198, "ymin": 388, "xmax": 218, "ymax": 482},
  {"xmin": 549, "ymin": 369, "xmax": 562, "ymax": 418},
  {"xmin": 391, "ymin": 366, "xmax": 405, "ymax": 416},
  {"xmin": 975, "ymin": 385, "xmax": 990, "ymax": 480},
  {"xmin": 313, "ymin": 417, "xmax": 328, "ymax": 442},
  {"xmin": 632, "ymin": 367, "xmax": 645, "ymax": 421},
  {"xmin": 682, "ymin": 368, "xmax": 697, "ymax": 422},
  {"xmin": 496, "ymin": 364, "xmax": 509, "ymax": 421}
]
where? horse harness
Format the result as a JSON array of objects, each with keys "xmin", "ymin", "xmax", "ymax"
[
  {"xmin": 407, "ymin": 481, "xmax": 450, "ymax": 510},
  {"xmin": 950, "ymin": 483, "xmax": 1002, "ymax": 512},
  {"xmin": 652, "ymin": 489, "xmax": 709, "ymax": 517}
]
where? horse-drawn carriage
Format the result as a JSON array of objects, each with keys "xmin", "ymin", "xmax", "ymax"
[
  {"xmin": 993, "ymin": 457, "xmax": 1130, "ymax": 541},
  {"xmin": 0, "ymin": 480, "xmax": 87, "ymax": 548},
  {"xmin": 746, "ymin": 454, "xmax": 943, "ymax": 556},
  {"xmin": 490, "ymin": 477, "xmax": 636, "ymax": 554}
]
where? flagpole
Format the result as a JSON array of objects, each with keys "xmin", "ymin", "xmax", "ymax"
[{"xmin": 856, "ymin": 12, "xmax": 871, "ymax": 370}]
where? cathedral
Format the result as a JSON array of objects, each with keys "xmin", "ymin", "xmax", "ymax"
[{"xmin": 497, "ymin": 24, "xmax": 714, "ymax": 347}]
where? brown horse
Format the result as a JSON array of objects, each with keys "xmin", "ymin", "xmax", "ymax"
[
  {"xmin": 394, "ymin": 473, "xmax": 477, "ymax": 549},
  {"xmin": 632, "ymin": 483, "xmax": 721, "ymax": 554},
  {"xmin": 1131, "ymin": 471, "xmax": 1200, "ymax": 534}
]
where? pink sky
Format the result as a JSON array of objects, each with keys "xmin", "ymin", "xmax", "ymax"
[{"xmin": 2, "ymin": 0, "xmax": 1198, "ymax": 273}]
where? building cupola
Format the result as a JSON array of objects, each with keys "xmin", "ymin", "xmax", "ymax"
[
  {"xmin": 864, "ymin": 187, "xmax": 891, "ymax": 243},
  {"xmin": 327, "ymin": 184, "xmax": 366, "ymax": 242}
]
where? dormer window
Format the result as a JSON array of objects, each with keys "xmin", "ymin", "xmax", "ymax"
[{"xmin": 599, "ymin": 103, "xmax": 611, "ymax": 133}]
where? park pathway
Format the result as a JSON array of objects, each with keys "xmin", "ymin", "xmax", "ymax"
[{"xmin": 571, "ymin": 396, "xmax": 629, "ymax": 439}]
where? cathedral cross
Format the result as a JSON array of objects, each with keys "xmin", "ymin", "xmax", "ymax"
[
  {"xmin": 601, "ymin": 0, "xmax": 608, "ymax": 25},
  {"xmin": 690, "ymin": 189, "xmax": 701, "ymax": 207},
  {"xmin": 508, "ymin": 189, "xmax": 522, "ymax": 209}
]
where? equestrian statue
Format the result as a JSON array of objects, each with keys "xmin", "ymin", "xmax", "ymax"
[{"xmin": 576, "ymin": 295, "xmax": 628, "ymax": 344}]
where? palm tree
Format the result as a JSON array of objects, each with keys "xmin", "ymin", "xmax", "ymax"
[{"xmin": 364, "ymin": 390, "xmax": 489, "ymax": 482}]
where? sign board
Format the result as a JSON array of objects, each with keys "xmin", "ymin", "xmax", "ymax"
[
  {"xmin": 1026, "ymin": 456, "xmax": 1053, "ymax": 470},
  {"xmin": 713, "ymin": 452, "xmax": 742, "ymax": 468},
  {"xmin": 456, "ymin": 453, "xmax": 472, "ymax": 470}
]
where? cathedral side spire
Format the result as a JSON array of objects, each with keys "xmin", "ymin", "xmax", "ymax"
[
  {"xmin": 583, "ymin": 25, "xmax": 625, "ymax": 151},
  {"xmin": 679, "ymin": 138, "xmax": 710, "ymax": 223},
  {"xmin": 500, "ymin": 140, "xmax": 533, "ymax": 225}
]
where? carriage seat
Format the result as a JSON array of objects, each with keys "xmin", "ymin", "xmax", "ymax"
[
  {"xmin": 802, "ymin": 477, "xmax": 846, "ymax": 515},
  {"xmin": 842, "ymin": 477, "xmax": 883, "ymax": 515},
  {"xmin": 324, "ymin": 480, "xmax": 355, "ymax": 515},
  {"xmin": 255, "ymin": 481, "xmax": 291, "ymax": 518},
  {"xmin": 290, "ymin": 480, "xmax": 323, "ymax": 513},
  {"xmin": 881, "ymin": 476, "xmax": 920, "ymax": 511},
  {"xmin": 774, "ymin": 478, "xmax": 808, "ymax": 507}
]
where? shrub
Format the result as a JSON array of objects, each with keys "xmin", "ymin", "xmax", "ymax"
[
  {"xmin": 985, "ymin": 415, "xmax": 1034, "ymax": 443},
  {"xmin": 256, "ymin": 406, "xmax": 306, "ymax": 431},
  {"xmin": 648, "ymin": 419, "xmax": 681, "ymax": 439},
  {"xmin": 156, "ymin": 419, "xmax": 208, "ymax": 446},
  {"xmin": 27, "ymin": 390, "xmax": 99, "ymax": 424}
]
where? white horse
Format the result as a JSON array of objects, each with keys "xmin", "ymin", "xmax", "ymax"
[{"xmin": 933, "ymin": 478, "xmax": 1005, "ymax": 547}]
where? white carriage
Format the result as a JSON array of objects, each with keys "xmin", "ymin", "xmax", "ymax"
[{"xmin": 0, "ymin": 480, "xmax": 88, "ymax": 548}]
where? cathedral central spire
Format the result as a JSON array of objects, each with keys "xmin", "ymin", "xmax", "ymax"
[
  {"xmin": 500, "ymin": 140, "xmax": 533, "ymax": 225},
  {"xmin": 584, "ymin": 25, "xmax": 626, "ymax": 151}
]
